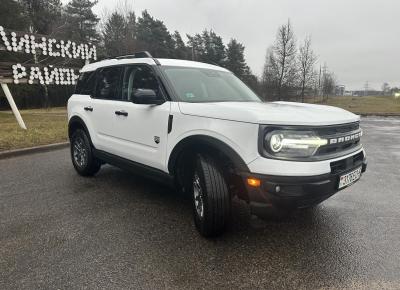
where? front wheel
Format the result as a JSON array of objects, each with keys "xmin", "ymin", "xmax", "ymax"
[
  {"xmin": 70, "ymin": 129, "xmax": 101, "ymax": 176},
  {"xmin": 191, "ymin": 154, "xmax": 231, "ymax": 237}
]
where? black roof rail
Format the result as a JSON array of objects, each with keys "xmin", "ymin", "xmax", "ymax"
[
  {"xmin": 115, "ymin": 51, "xmax": 153, "ymax": 59},
  {"xmin": 114, "ymin": 51, "xmax": 161, "ymax": 66}
]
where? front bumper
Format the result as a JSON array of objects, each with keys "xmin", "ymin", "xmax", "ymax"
[{"xmin": 241, "ymin": 152, "xmax": 367, "ymax": 215}]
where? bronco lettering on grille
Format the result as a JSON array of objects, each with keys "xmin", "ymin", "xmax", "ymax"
[{"xmin": 329, "ymin": 131, "xmax": 362, "ymax": 145}]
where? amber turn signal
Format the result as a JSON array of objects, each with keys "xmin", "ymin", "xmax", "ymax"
[{"xmin": 247, "ymin": 177, "xmax": 261, "ymax": 187}]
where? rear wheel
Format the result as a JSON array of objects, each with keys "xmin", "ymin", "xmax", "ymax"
[
  {"xmin": 70, "ymin": 129, "xmax": 101, "ymax": 176},
  {"xmin": 191, "ymin": 154, "xmax": 231, "ymax": 237}
]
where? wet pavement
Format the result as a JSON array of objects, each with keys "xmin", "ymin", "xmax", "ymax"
[{"xmin": 0, "ymin": 117, "xmax": 399, "ymax": 289}]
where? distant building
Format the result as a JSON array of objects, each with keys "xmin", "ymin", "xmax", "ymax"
[
  {"xmin": 352, "ymin": 90, "xmax": 383, "ymax": 96},
  {"xmin": 344, "ymin": 91, "xmax": 353, "ymax": 96},
  {"xmin": 335, "ymin": 85, "xmax": 345, "ymax": 96}
]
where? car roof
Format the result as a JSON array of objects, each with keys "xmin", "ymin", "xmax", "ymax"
[{"xmin": 80, "ymin": 58, "xmax": 230, "ymax": 73}]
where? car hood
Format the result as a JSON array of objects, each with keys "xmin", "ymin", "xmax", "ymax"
[{"xmin": 178, "ymin": 101, "xmax": 360, "ymax": 126}]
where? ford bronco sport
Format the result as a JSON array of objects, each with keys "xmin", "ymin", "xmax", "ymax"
[{"xmin": 68, "ymin": 51, "xmax": 367, "ymax": 237}]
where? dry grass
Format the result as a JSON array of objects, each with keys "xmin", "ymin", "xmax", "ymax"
[
  {"xmin": 0, "ymin": 107, "xmax": 67, "ymax": 151},
  {"xmin": 307, "ymin": 95, "xmax": 400, "ymax": 114}
]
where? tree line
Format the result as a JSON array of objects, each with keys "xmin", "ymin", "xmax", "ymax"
[
  {"xmin": 100, "ymin": 9, "xmax": 258, "ymax": 89},
  {"xmin": 0, "ymin": 0, "xmax": 336, "ymax": 109}
]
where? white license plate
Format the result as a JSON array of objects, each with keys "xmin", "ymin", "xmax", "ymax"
[{"xmin": 338, "ymin": 167, "xmax": 362, "ymax": 189}]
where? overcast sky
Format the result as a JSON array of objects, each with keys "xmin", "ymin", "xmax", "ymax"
[{"xmin": 91, "ymin": 0, "xmax": 399, "ymax": 90}]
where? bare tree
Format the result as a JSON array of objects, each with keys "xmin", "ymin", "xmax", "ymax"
[
  {"xmin": 272, "ymin": 19, "xmax": 297, "ymax": 100},
  {"xmin": 261, "ymin": 46, "xmax": 278, "ymax": 100},
  {"xmin": 322, "ymin": 71, "xmax": 336, "ymax": 101},
  {"xmin": 382, "ymin": 82, "xmax": 390, "ymax": 95},
  {"xmin": 298, "ymin": 36, "xmax": 317, "ymax": 102}
]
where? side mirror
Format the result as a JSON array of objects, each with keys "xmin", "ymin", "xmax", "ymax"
[{"xmin": 133, "ymin": 89, "xmax": 165, "ymax": 105}]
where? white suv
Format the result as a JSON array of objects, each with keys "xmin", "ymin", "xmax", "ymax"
[{"xmin": 68, "ymin": 52, "xmax": 367, "ymax": 237}]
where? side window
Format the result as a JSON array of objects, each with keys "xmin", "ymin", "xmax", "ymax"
[
  {"xmin": 75, "ymin": 71, "xmax": 96, "ymax": 95},
  {"xmin": 95, "ymin": 66, "xmax": 123, "ymax": 100},
  {"xmin": 122, "ymin": 65, "xmax": 163, "ymax": 101}
]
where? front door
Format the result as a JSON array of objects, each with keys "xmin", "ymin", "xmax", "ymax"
[{"xmin": 112, "ymin": 64, "xmax": 171, "ymax": 172}]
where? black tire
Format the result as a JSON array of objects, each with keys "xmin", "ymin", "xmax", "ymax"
[
  {"xmin": 191, "ymin": 154, "xmax": 231, "ymax": 237},
  {"xmin": 70, "ymin": 129, "xmax": 101, "ymax": 176}
]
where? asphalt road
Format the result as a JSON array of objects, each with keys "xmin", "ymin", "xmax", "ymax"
[{"xmin": 1, "ymin": 117, "xmax": 400, "ymax": 289}]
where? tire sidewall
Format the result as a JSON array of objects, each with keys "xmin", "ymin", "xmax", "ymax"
[
  {"xmin": 70, "ymin": 129, "xmax": 98, "ymax": 175},
  {"xmin": 191, "ymin": 153, "xmax": 231, "ymax": 237}
]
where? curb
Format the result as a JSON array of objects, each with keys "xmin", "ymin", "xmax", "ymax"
[{"xmin": 0, "ymin": 142, "xmax": 69, "ymax": 160}]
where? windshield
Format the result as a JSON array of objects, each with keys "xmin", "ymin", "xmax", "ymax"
[{"xmin": 161, "ymin": 66, "xmax": 261, "ymax": 103}]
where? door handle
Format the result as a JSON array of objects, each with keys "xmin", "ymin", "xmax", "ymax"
[
  {"xmin": 115, "ymin": 110, "xmax": 128, "ymax": 116},
  {"xmin": 84, "ymin": 106, "xmax": 93, "ymax": 112}
]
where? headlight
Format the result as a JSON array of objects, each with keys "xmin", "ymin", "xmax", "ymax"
[
  {"xmin": 264, "ymin": 130, "xmax": 328, "ymax": 158},
  {"xmin": 270, "ymin": 134, "xmax": 283, "ymax": 152}
]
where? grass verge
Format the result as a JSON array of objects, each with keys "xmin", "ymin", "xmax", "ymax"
[
  {"xmin": 308, "ymin": 95, "xmax": 400, "ymax": 114},
  {"xmin": 0, "ymin": 107, "xmax": 67, "ymax": 151}
]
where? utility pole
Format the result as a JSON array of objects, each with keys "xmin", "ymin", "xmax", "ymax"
[
  {"xmin": 318, "ymin": 64, "xmax": 321, "ymax": 99},
  {"xmin": 322, "ymin": 63, "xmax": 328, "ymax": 101}
]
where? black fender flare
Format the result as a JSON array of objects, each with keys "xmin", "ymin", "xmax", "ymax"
[
  {"xmin": 167, "ymin": 135, "xmax": 249, "ymax": 174},
  {"xmin": 68, "ymin": 116, "xmax": 92, "ymax": 143}
]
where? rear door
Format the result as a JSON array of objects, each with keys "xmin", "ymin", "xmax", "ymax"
[
  {"xmin": 111, "ymin": 64, "xmax": 171, "ymax": 171},
  {"xmin": 90, "ymin": 66, "xmax": 124, "ymax": 153},
  {"xmin": 72, "ymin": 71, "xmax": 97, "ymax": 143}
]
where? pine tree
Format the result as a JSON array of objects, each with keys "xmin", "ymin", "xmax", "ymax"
[
  {"xmin": 20, "ymin": 0, "xmax": 62, "ymax": 34},
  {"xmin": 103, "ymin": 12, "xmax": 127, "ymax": 57},
  {"xmin": 0, "ymin": 0, "xmax": 29, "ymax": 30},
  {"xmin": 64, "ymin": 0, "xmax": 100, "ymax": 43},
  {"xmin": 225, "ymin": 39, "xmax": 259, "ymax": 93},
  {"xmin": 135, "ymin": 10, "xmax": 175, "ymax": 58},
  {"xmin": 186, "ymin": 33, "xmax": 203, "ymax": 61},
  {"xmin": 209, "ymin": 30, "xmax": 226, "ymax": 66},
  {"xmin": 225, "ymin": 39, "xmax": 247, "ymax": 78},
  {"xmin": 242, "ymin": 67, "xmax": 259, "ymax": 94},
  {"xmin": 200, "ymin": 30, "xmax": 226, "ymax": 66},
  {"xmin": 172, "ymin": 31, "xmax": 188, "ymax": 59},
  {"xmin": 187, "ymin": 30, "xmax": 226, "ymax": 65}
]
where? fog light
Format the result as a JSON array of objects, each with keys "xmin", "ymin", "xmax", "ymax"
[
  {"xmin": 247, "ymin": 177, "xmax": 261, "ymax": 187},
  {"xmin": 275, "ymin": 185, "xmax": 281, "ymax": 193}
]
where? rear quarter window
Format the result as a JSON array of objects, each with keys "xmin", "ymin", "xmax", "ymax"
[{"xmin": 75, "ymin": 71, "xmax": 96, "ymax": 95}]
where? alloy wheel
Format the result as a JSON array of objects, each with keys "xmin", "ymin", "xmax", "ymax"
[
  {"xmin": 193, "ymin": 173, "xmax": 205, "ymax": 218},
  {"xmin": 73, "ymin": 137, "xmax": 88, "ymax": 168}
]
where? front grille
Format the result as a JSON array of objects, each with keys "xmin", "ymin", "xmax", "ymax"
[
  {"xmin": 314, "ymin": 122, "xmax": 359, "ymax": 136},
  {"xmin": 330, "ymin": 151, "xmax": 364, "ymax": 174},
  {"xmin": 316, "ymin": 122, "xmax": 361, "ymax": 157},
  {"xmin": 317, "ymin": 139, "xmax": 361, "ymax": 155}
]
